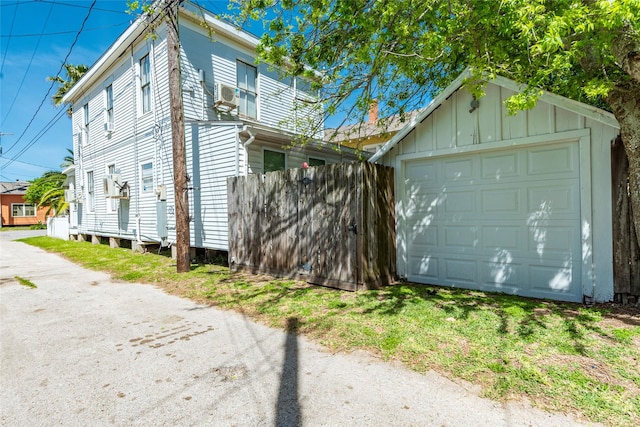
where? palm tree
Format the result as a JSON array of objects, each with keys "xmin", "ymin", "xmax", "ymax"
[
  {"xmin": 60, "ymin": 148, "xmax": 74, "ymax": 169},
  {"xmin": 47, "ymin": 63, "xmax": 88, "ymax": 117},
  {"xmin": 24, "ymin": 171, "xmax": 68, "ymax": 217}
]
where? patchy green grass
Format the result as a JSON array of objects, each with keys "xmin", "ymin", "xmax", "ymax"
[
  {"xmin": 21, "ymin": 236, "xmax": 640, "ymax": 427},
  {"xmin": 15, "ymin": 275, "xmax": 37, "ymax": 288}
]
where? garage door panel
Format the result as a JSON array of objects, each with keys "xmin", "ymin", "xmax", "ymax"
[
  {"xmin": 443, "ymin": 258, "xmax": 477, "ymax": 284},
  {"xmin": 444, "ymin": 225, "xmax": 478, "ymax": 248},
  {"xmin": 444, "ymin": 190, "xmax": 476, "ymax": 214},
  {"xmin": 406, "ymin": 162, "xmax": 438, "ymax": 182},
  {"xmin": 481, "ymin": 188, "xmax": 522, "ymax": 212},
  {"xmin": 408, "ymin": 254, "xmax": 439, "ymax": 279},
  {"xmin": 528, "ymin": 262, "xmax": 578, "ymax": 294},
  {"xmin": 528, "ymin": 224, "xmax": 578, "ymax": 254},
  {"xmin": 527, "ymin": 145, "xmax": 577, "ymax": 176},
  {"xmin": 407, "ymin": 221, "xmax": 438, "ymax": 245},
  {"xmin": 527, "ymin": 184, "xmax": 579, "ymax": 214},
  {"xmin": 402, "ymin": 140, "xmax": 582, "ymax": 301},
  {"xmin": 482, "ymin": 257, "xmax": 522, "ymax": 287},
  {"xmin": 481, "ymin": 226, "xmax": 521, "ymax": 250},
  {"xmin": 443, "ymin": 158, "xmax": 475, "ymax": 182},
  {"xmin": 481, "ymin": 152, "xmax": 519, "ymax": 180}
]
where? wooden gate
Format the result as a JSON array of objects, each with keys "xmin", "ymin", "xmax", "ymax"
[{"xmin": 227, "ymin": 162, "xmax": 395, "ymax": 290}]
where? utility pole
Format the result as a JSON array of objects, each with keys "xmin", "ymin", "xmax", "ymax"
[{"xmin": 166, "ymin": 0, "xmax": 190, "ymax": 273}]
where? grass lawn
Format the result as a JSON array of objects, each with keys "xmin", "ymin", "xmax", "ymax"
[{"xmin": 20, "ymin": 236, "xmax": 640, "ymax": 427}]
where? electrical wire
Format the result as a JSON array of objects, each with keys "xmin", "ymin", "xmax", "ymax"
[
  {"xmin": 0, "ymin": 1, "xmax": 18, "ymax": 75},
  {"xmin": 1, "ymin": 0, "xmax": 97, "ymax": 159},
  {"xmin": 1, "ymin": 0, "xmax": 55, "ymax": 127},
  {"xmin": 1, "ymin": 107, "xmax": 67, "ymax": 170},
  {"xmin": 0, "ymin": 21, "xmax": 131, "ymax": 38}
]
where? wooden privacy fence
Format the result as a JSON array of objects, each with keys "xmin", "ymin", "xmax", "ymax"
[{"xmin": 227, "ymin": 162, "xmax": 395, "ymax": 291}]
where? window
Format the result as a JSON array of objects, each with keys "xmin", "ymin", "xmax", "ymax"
[
  {"xmin": 264, "ymin": 150, "xmax": 285, "ymax": 172},
  {"xmin": 237, "ymin": 61, "xmax": 257, "ymax": 118},
  {"xmin": 108, "ymin": 164, "xmax": 117, "ymax": 211},
  {"xmin": 105, "ymin": 84, "xmax": 114, "ymax": 126},
  {"xmin": 308, "ymin": 157, "xmax": 325, "ymax": 167},
  {"xmin": 140, "ymin": 54, "xmax": 151, "ymax": 114},
  {"xmin": 141, "ymin": 162, "xmax": 153, "ymax": 193},
  {"xmin": 11, "ymin": 203, "xmax": 36, "ymax": 217},
  {"xmin": 87, "ymin": 171, "xmax": 95, "ymax": 211},
  {"xmin": 83, "ymin": 103, "xmax": 89, "ymax": 145}
]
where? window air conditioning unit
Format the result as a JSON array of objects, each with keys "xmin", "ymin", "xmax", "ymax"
[
  {"xmin": 64, "ymin": 189, "xmax": 77, "ymax": 202},
  {"xmin": 214, "ymin": 82, "xmax": 240, "ymax": 108},
  {"xmin": 103, "ymin": 174, "xmax": 129, "ymax": 199},
  {"xmin": 104, "ymin": 122, "xmax": 115, "ymax": 133}
]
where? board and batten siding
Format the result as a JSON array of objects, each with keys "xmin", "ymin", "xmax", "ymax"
[{"xmin": 377, "ymin": 81, "xmax": 617, "ymax": 302}]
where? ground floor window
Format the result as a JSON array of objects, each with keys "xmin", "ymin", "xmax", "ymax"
[
  {"xmin": 264, "ymin": 149, "xmax": 285, "ymax": 172},
  {"xmin": 12, "ymin": 203, "xmax": 36, "ymax": 217},
  {"xmin": 308, "ymin": 157, "xmax": 326, "ymax": 167}
]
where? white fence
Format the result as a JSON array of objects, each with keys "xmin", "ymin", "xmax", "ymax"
[{"xmin": 47, "ymin": 217, "xmax": 69, "ymax": 240}]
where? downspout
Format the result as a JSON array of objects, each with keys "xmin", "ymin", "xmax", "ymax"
[
  {"xmin": 131, "ymin": 44, "xmax": 142, "ymax": 244},
  {"xmin": 237, "ymin": 125, "xmax": 255, "ymax": 176}
]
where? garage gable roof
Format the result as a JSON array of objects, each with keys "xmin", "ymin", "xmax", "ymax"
[{"xmin": 368, "ymin": 69, "xmax": 619, "ymax": 163}]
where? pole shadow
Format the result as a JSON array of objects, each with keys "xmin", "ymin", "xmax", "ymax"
[{"xmin": 275, "ymin": 317, "xmax": 301, "ymax": 427}]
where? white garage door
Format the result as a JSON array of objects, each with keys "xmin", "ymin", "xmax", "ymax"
[{"xmin": 403, "ymin": 141, "xmax": 583, "ymax": 301}]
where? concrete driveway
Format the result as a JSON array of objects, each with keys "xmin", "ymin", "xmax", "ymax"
[{"xmin": 0, "ymin": 236, "xmax": 596, "ymax": 426}]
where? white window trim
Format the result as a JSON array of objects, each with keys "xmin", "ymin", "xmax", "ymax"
[
  {"xmin": 262, "ymin": 147, "xmax": 287, "ymax": 173},
  {"xmin": 86, "ymin": 170, "xmax": 95, "ymax": 212},
  {"xmin": 140, "ymin": 161, "xmax": 154, "ymax": 195},
  {"xmin": 137, "ymin": 52, "xmax": 153, "ymax": 116},
  {"xmin": 237, "ymin": 59, "xmax": 258, "ymax": 120},
  {"xmin": 82, "ymin": 103, "xmax": 89, "ymax": 146},
  {"xmin": 11, "ymin": 203, "xmax": 36, "ymax": 218},
  {"xmin": 106, "ymin": 163, "xmax": 118, "ymax": 212},
  {"xmin": 105, "ymin": 83, "xmax": 114, "ymax": 130}
]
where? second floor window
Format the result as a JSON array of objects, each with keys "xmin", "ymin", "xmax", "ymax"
[
  {"xmin": 83, "ymin": 103, "xmax": 89, "ymax": 145},
  {"xmin": 106, "ymin": 84, "xmax": 114, "ymax": 126},
  {"xmin": 237, "ymin": 61, "xmax": 257, "ymax": 118},
  {"xmin": 140, "ymin": 54, "xmax": 151, "ymax": 114}
]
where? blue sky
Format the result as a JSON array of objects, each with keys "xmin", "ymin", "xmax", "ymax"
[{"xmin": 0, "ymin": 0, "xmax": 231, "ymax": 182}]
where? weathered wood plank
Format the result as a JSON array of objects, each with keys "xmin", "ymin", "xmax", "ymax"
[{"xmin": 227, "ymin": 162, "xmax": 397, "ymax": 291}]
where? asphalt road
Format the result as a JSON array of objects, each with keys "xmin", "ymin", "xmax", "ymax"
[{"xmin": 0, "ymin": 232, "xmax": 598, "ymax": 426}]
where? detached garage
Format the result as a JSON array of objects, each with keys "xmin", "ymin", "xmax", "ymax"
[{"xmin": 370, "ymin": 70, "xmax": 619, "ymax": 303}]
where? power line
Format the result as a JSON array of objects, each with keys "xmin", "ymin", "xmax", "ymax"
[
  {"xmin": 2, "ymin": 0, "xmax": 97, "ymax": 158},
  {"xmin": 1, "ymin": 0, "xmax": 55, "ymax": 127},
  {"xmin": 1, "ymin": 0, "xmax": 126, "ymax": 14},
  {"xmin": 1, "ymin": 107, "xmax": 67, "ymax": 170},
  {"xmin": 0, "ymin": 21, "xmax": 130, "ymax": 38},
  {"xmin": 0, "ymin": 1, "xmax": 18, "ymax": 75}
]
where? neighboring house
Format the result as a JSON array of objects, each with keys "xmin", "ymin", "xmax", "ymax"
[
  {"xmin": 370, "ymin": 69, "xmax": 619, "ymax": 303},
  {"xmin": 61, "ymin": 1, "xmax": 356, "ymax": 252},
  {"xmin": 0, "ymin": 181, "xmax": 48, "ymax": 227},
  {"xmin": 327, "ymin": 101, "xmax": 421, "ymax": 153}
]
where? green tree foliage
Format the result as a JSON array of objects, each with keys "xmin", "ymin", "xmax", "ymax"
[
  {"xmin": 233, "ymin": 0, "xmax": 640, "ymax": 245},
  {"xmin": 233, "ymin": 0, "xmax": 638, "ymax": 122},
  {"xmin": 24, "ymin": 171, "xmax": 68, "ymax": 217},
  {"xmin": 47, "ymin": 63, "xmax": 89, "ymax": 117}
]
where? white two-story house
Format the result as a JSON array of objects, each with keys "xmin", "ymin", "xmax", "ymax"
[{"xmin": 62, "ymin": 1, "xmax": 356, "ymax": 253}]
